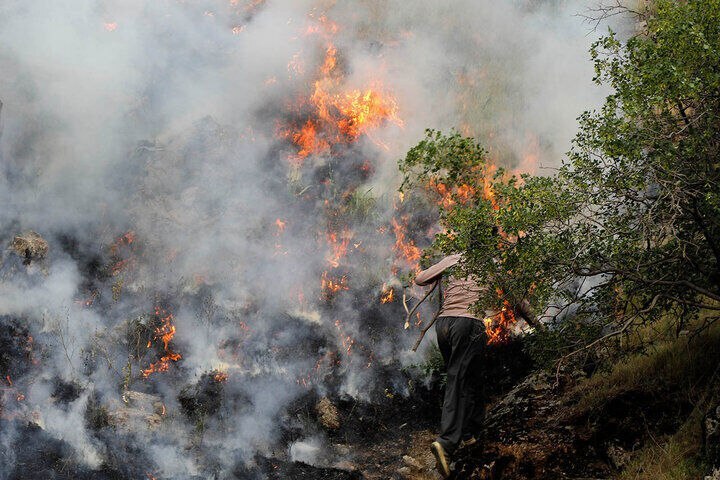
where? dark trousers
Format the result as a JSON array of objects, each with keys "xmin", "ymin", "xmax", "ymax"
[{"xmin": 435, "ymin": 315, "xmax": 487, "ymax": 454}]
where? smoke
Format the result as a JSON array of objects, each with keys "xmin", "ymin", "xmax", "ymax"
[{"xmin": 0, "ymin": 0, "xmax": 619, "ymax": 477}]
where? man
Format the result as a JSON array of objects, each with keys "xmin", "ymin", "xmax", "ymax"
[{"xmin": 415, "ymin": 253, "xmax": 490, "ymax": 478}]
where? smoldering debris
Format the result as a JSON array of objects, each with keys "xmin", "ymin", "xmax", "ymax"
[
  {"xmin": 178, "ymin": 371, "xmax": 227, "ymax": 424},
  {"xmin": 230, "ymin": 455, "xmax": 364, "ymax": 480}
]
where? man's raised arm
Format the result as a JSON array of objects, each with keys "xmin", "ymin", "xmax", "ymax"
[{"xmin": 414, "ymin": 254, "xmax": 461, "ymax": 286}]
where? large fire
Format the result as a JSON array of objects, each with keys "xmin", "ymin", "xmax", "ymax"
[{"xmin": 280, "ymin": 18, "xmax": 402, "ymax": 164}]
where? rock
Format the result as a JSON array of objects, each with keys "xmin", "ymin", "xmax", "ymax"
[
  {"xmin": 110, "ymin": 408, "xmax": 162, "ymax": 428},
  {"xmin": 333, "ymin": 461, "xmax": 357, "ymax": 471},
  {"xmin": 705, "ymin": 467, "xmax": 720, "ymax": 480},
  {"xmin": 316, "ymin": 396, "xmax": 340, "ymax": 430},
  {"xmin": 402, "ymin": 455, "xmax": 423, "ymax": 470},
  {"xmin": 11, "ymin": 231, "xmax": 48, "ymax": 264},
  {"xmin": 706, "ymin": 405, "xmax": 720, "ymax": 469},
  {"xmin": 606, "ymin": 444, "xmax": 631, "ymax": 469},
  {"xmin": 108, "ymin": 389, "xmax": 165, "ymax": 430},
  {"xmin": 396, "ymin": 466, "xmax": 412, "ymax": 477},
  {"xmin": 333, "ymin": 444, "xmax": 351, "ymax": 456},
  {"xmin": 121, "ymin": 389, "xmax": 161, "ymax": 406}
]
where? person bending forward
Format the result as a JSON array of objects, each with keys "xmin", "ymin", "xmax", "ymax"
[{"xmin": 415, "ymin": 253, "xmax": 489, "ymax": 478}]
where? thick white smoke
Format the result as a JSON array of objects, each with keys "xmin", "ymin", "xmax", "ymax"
[{"xmin": 0, "ymin": 0, "xmax": 617, "ymax": 477}]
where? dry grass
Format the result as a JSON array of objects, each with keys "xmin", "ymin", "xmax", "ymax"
[
  {"xmin": 571, "ymin": 315, "xmax": 720, "ymax": 479},
  {"xmin": 619, "ymin": 415, "xmax": 705, "ymax": 480},
  {"xmin": 573, "ymin": 316, "xmax": 720, "ymax": 413}
]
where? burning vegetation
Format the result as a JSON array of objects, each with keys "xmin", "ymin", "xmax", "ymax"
[
  {"xmin": 278, "ymin": 16, "xmax": 403, "ymax": 165},
  {"xmin": 0, "ymin": 5, "xmax": 452, "ymax": 477},
  {"xmin": 0, "ymin": 0, "xmax": 659, "ymax": 479}
]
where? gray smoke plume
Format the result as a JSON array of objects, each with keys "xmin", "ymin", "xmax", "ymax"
[{"xmin": 0, "ymin": 0, "xmax": 617, "ymax": 477}]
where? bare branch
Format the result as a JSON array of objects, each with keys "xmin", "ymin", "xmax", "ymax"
[
  {"xmin": 403, "ymin": 281, "xmax": 438, "ymax": 329},
  {"xmin": 554, "ymin": 294, "xmax": 662, "ymax": 386}
]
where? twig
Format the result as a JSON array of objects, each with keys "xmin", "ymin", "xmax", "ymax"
[
  {"xmin": 554, "ymin": 294, "xmax": 661, "ymax": 386},
  {"xmin": 404, "ymin": 281, "xmax": 438, "ymax": 329},
  {"xmin": 411, "ymin": 282, "xmax": 442, "ymax": 352},
  {"xmin": 402, "ymin": 287, "xmax": 411, "ymax": 316},
  {"xmin": 411, "ymin": 309, "xmax": 441, "ymax": 352}
]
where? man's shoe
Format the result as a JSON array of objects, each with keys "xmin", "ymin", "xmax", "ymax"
[{"xmin": 431, "ymin": 441, "xmax": 451, "ymax": 478}]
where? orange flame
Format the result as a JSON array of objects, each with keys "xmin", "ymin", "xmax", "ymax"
[
  {"xmin": 326, "ymin": 231, "xmax": 351, "ymax": 268},
  {"xmin": 280, "ymin": 15, "xmax": 402, "ymax": 163},
  {"xmin": 334, "ymin": 319, "xmax": 355, "ymax": 355},
  {"xmin": 380, "ymin": 284, "xmax": 395, "ymax": 304},
  {"xmin": 482, "ymin": 164, "xmax": 500, "ymax": 211},
  {"xmin": 483, "ymin": 289, "xmax": 517, "ymax": 345},
  {"xmin": 391, "ymin": 217, "xmax": 421, "ymax": 269},
  {"xmin": 430, "ymin": 180, "xmax": 477, "ymax": 209},
  {"xmin": 291, "ymin": 119, "xmax": 330, "ymax": 160},
  {"xmin": 142, "ymin": 307, "xmax": 182, "ymax": 378},
  {"xmin": 320, "ymin": 45, "xmax": 337, "ymax": 76},
  {"xmin": 109, "ymin": 230, "xmax": 135, "ymax": 255},
  {"xmin": 274, "ymin": 218, "xmax": 289, "ymax": 255},
  {"xmin": 321, "ymin": 271, "xmax": 349, "ymax": 299},
  {"xmin": 335, "ymin": 87, "xmax": 401, "ymax": 140}
]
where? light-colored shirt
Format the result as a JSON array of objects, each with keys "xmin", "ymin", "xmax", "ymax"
[{"xmin": 414, "ymin": 254, "xmax": 486, "ymax": 320}]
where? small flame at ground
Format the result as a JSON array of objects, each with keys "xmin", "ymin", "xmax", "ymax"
[
  {"xmin": 326, "ymin": 231, "xmax": 351, "ymax": 268},
  {"xmin": 483, "ymin": 290, "xmax": 517, "ymax": 345},
  {"xmin": 142, "ymin": 307, "xmax": 182, "ymax": 378},
  {"xmin": 380, "ymin": 284, "xmax": 394, "ymax": 304},
  {"xmin": 320, "ymin": 271, "xmax": 349, "ymax": 299}
]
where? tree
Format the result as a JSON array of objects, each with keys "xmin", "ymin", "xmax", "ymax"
[{"xmin": 399, "ymin": 0, "xmax": 720, "ymax": 363}]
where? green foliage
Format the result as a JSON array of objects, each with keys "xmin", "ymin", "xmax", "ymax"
[
  {"xmin": 345, "ymin": 188, "xmax": 378, "ymax": 222},
  {"xmin": 399, "ymin": 129, "xmax": 487, "ymax": 192},
  {"xmin": 406, "ymin": 343, "xmax": 447, "ymax": 388},
  {"xmin": 399, "ymin": 0, "xmax": 720, "ymax": 363}
]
